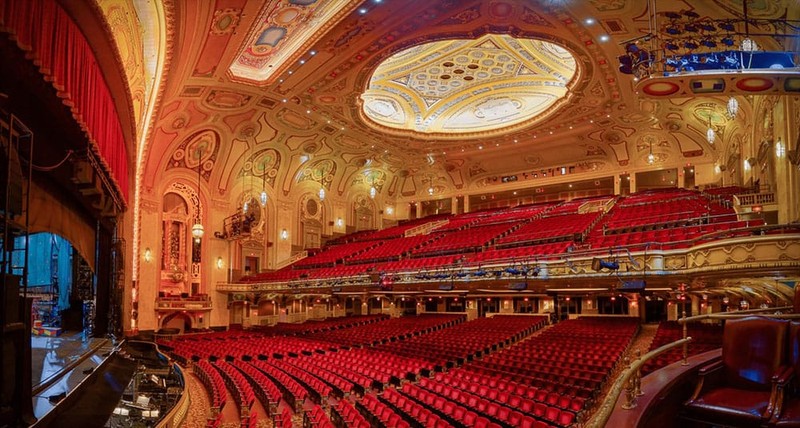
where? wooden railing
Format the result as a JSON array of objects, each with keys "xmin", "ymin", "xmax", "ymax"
[
  {"xmin": 274, "ymin": 250, "xmax": 308, "ymax": 270},
  {"xmin": 156, "ymin": 295, "xmax": 212, "ymax": 311}
]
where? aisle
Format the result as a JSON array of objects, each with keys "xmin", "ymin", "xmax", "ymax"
[{"xmin": 182, "ymin": 369, "xmax": 213, "ymax": 428}]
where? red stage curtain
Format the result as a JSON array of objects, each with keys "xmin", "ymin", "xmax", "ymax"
[{"xmin": 0, "ymin": 0, "xmax": 129, "ymax": 204}]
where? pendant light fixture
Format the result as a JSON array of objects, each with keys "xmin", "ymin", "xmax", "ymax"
[{"xmin": 191, "ymin": 147, "xmax": 204, "ymax": 242}]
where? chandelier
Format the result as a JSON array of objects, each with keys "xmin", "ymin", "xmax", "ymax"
[
  {"xmin": 319, "ymin": 187, "xmax": 326, "ymax": 201},
  {"xmin": 726, "ymin": 97, "xmax": 738, "ymax": 118},
  {"xmin": 259, "ymin": 162, "xmax": 268, "ymax": 206},
  {"xmin": 369, "ymin": 186, "xmax": 377, "ymax": 199},
  {"xmin": 191, "ymin": 147, "xmax": 204, "ymax": 241},
  {"xmin": 706, "ymin": 116, "xmax": 716, "ymax": 145},
  {"xmin": 647, "ymin": 141, "xmax": 655, "ymax": 164}
]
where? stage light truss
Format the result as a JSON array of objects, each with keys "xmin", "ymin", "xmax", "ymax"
[{"xmin": 618, "ymin": 12, "xmax": 800, "ymax": 79}]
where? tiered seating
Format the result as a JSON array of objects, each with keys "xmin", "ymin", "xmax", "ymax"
[
  {"xmin": 303, "ymin": 314, "xmax": 464, "ymax": 348},
  {"xmin": 240, "ymin": 411, "xmax": 257, "ymax": 428},
  {"xmin": 412, "ymin": 223, "xmax": 517, "ymax": 256},
  {"xmin": 231, "ymin": 360, "xmax": 281, "ymax": 415},
  {"xmin": 430, "ymin": 369, "xmax": 582, "ymax": 425},
  {"xmin": 346, "ymin": 233, "xmax": 443, "ymax": 263},
  {"xmin": 194, "ymin": 360, "xmax": 227, "ymax": 425},
  {"xmin": 372, "ymin": 255, "xmax": 460, "ymax": 273},
  {"xmin": 294, "ymin": 240, "xmax": 380, "ymax": 268},
  {"xmin": 331, "ymin": 399, "xmax": 371, "ymax": 428},
  {"xmin": 255, "ymin": 314, "xmax": 388, "ymax": 335},
  {"xmin": 213, "ymin": 361, "xmax": 256, "ymax": 418},
  {"xmin": 265, "ymin": 359, "xmax": 333, "ymax": 401},
  {"xmin": 380, "ymin": 387, "xmax": 455, "ymax": 428},
  {"xmin": 641, "ymin": 321, "xmax": 722, "ymax": 375},
  {"xmin": 284, "ymin": 357, "xmax": 356, "ymax": 396},
  {"xmin": 603, "ymin": 190, "xmax": 710, "ymax": 232},
  {"xmin": 495, "ymin": 212, "xmax": 601, "ymax": 247},
  {"xmin": 464, "ymin": 317, "xmax": 638, "ymax": 404},
  {"xmin": 164, "ymin": 333, "xmax": 329, "ymax": 361},
  {"xmin": 359, "ymin": 393, "xmax": 411, "ymax": 428},
  {"xmin": 304, "ymin": 404, "xmax": 334, "ymax": 428},
  {"xmin": 250, "ymin": 360, "xmax": 308, "ymax": 411},
  {"xmin": 466, "ymin": 242, "xmax": 572, "ymax": 264},
  {"xmin": 375, "ymin": 316, "xmax": 547, "ymax": 369}
]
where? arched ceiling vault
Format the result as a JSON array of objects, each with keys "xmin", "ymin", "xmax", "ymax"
[{"xmin": 135, "ymin": 0, "xmax": 795, "ymax": 203}]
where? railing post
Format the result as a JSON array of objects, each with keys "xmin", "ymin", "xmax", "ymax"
[
  {"xmin": 621, "ymin": 355, "xmax": 638, "ymax": 409},
  {"xmin": 681, "ymin": 310, "xmax": 689, "ymax": 366},
  {"xmin": 634, "ymin": 349, "xmax": 644, "ymax": 397}
]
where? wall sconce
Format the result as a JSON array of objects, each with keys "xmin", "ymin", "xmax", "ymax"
[
  {"xmin": 280, "ymin": 229, "xmax": 288, "ymax": 240},
  {"xmin": 386, "ymin": 206, "xmax": 394, "ymax": 215},
  {"xmin": 744, "ymin": 157, "xmax": 755, "ymax": 171},
  {"xmin": 336, "ymin": 218, "xmax": 343, "ymax": 227},
  {"xmin": 144, "ymin": 248, "xmax": 152, "ymax": 263},
  {"xmin": 776, "ymin": 137, "xmax": 785, "ymax": 158},
  {"xmin": 216, "ymin": 257, "xmax": 224, "ymax": 270}
]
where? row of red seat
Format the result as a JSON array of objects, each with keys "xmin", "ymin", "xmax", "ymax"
[
  {"xmin": 413, "ymin": 222, "xmax": 518, "ymax": 256},
  {"xmin": 495, "ymin": 212, "xmax": 600, "ymax": 246},
  {"xmin": 295, "ymin": 240, "xmax": 380, "ymax": 267},
  {"xmin": 430, "ymin": 370, "xmax": 585, "ymax": 415},
  {"xmin": 255, "ymin": 314, "xmax": 388, "ymax": 336},
  {"xmin": 303, "ymin": 314, "xmax": 465, "ymax": 348},
  {"xmin": 359, "ymin": 393, "xmax": 411, "ymax": 427},
  {"xmin": 265, "ymin": 358, "xmax": 333, "ymax": 401},
  {"xmin": 304, "ymin": 404, "xmax": 334, "ymax": 428},
  {"xmin": 641, "ymin": 321, "xmax": 723, "ymax": 375},
  {"xmin": 249, "ymin": 360, "xmax": 308, "ymax": 411},
  {"xmin": 331, "ymin": 399, "xmax": 371, "ymax": 428},
  {"xmin": 380, "ymin": 387, "xmax": 455, "ymax": 428},
  {"xmin": 212, "ymin": 361, "xmax": 256, "ymax": 417},
  {"xmin": 346, "ymin": 233, "xmax": 443, "ymax": 263},
  {"xmin": 194, "ymin": 360, "xmax": 227, "ymax": 411},
  {"xmin": 230, "ymin": 360, "xmax": 281, "ymax": 415},
  {"xmin": 277, "ymin": 406, "xmax": 293, "ymax": 428}
]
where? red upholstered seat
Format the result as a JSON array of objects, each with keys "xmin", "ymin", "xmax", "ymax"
[
  {"xmin": 684, "ymin": 316, "xmax": 790, "ymax": 425},
  {"xmin": 770, "ymin": 321, "xmax": 800, "ymax": 426}
]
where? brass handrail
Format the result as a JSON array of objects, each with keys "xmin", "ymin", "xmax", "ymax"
[
  {"xmin": 677, "ymin": 306, "xmax": 793, "ymax": 324},
  {"xmin": 586, "ymin": 337, "xmax": 693, "ymax": 428}
]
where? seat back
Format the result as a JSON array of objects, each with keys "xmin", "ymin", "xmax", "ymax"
[{"xmin": 722, "ymin": 316, "xmax": 788, "ymax": 389}]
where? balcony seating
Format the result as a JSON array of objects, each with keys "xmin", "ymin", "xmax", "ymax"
[
  {"xmin": 495, "ymin": 212, "xmax": 601, "ymax": 247},
  {"xmin": 641, "ymin": 321, "xmax": 723, "ymax": 375},
  {"xmin": 412, "ymin": 223, "xmax": 519, "ymax": 257},
  {"xmin": 684, "ymin": 316, "xmax": 790, "ymax": 426}
]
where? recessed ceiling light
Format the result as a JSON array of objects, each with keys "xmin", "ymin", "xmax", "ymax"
[
  {"xmin": 288, "ymin": 70, "xmax": 293, "ymax": 74},
  {"xmin": 585, "ymin": 18, "xmax": 595, "ymax": 25},
  {"xmin": 359, "ymin": 8, "xmax": 367, "ymax": 14},
  {"xmin": 310, "ymin": 50, "xmax": 317, "ymax": 56},
  {"xmin": 478, "ymin": 145, "xmax": 483, "ymax": 150},
  {"xmin": 306, "ymin": 110, "xmax": 311, "ymax": 114},
  {"xmin": 599, "ymin": 35, "xmax": 610, "ymax": 42},
  {"xmin": 299, "ymin": 59, "xmax": 306, "ymax": 64},
  {"xmin": 282, "ymin": 99, "xmax": 287, "ymax": 103}
]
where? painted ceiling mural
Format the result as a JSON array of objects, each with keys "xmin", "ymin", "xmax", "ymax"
[
  {"xmin": 362, "ymin": 34, "xmax": 578, "ymax": 135},
  {"xmin": 136, "ymin": 0, "xmax": 797, "ymax": 205}
]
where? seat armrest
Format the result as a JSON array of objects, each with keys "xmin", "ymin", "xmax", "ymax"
[
  {"xmin": 769, "ymin": 365, "xmax": 794, "ymax": 420},
  {"xmin": 686, "ymin": 359, "xmax": 725, "ymax": 404}
]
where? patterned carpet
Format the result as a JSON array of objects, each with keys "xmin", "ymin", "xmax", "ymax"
[{"xmin": 182, "ymin": 365, "xmax": 276, "ymax": 427}]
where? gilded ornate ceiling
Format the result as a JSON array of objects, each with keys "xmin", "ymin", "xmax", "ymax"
[
  {"xmin": 118, "ymin": 0, "xmax": 798, "ymax": 204},
  {"xmin": 361, "ymin": 35, "xmax": 577, "ymax": 135}
]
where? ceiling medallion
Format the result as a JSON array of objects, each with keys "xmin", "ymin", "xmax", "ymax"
[{"xmin": 361, "ymin": 34, "xmax": 577, "ymax": 136}]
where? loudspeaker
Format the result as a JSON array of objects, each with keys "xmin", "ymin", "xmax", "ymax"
[{"xmin": 592, "ymin": 258, "xmax": 619, "ymax": 271}]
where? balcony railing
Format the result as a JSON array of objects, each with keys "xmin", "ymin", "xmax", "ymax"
[
  {"xmin": 156, "ymin": 294, "xmax": 212, "ymax": 311},
  {"xmin": 734, "ymin": 192, "xmax": 776, "ymax": 206}
]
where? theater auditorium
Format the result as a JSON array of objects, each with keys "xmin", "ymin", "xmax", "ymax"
[{"xmin": 1, "ymin": 0, "xmax": 799, "ymax": 427}]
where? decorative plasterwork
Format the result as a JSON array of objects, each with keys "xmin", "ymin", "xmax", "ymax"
[
  {"xmin": 228, "ymin": 0, "xmax": 361, "ymax": 84},
  {"xmin": 166, "ymin": 129, "xmax": 220, "ymax": 181},
  {"xmin": 361, "ymin": 34, "xmax": 578, "ymax": 135}
]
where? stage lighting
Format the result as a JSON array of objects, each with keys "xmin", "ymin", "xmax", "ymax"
[
  {"xmin": 721, "ymin": 37, "xmax": 735, "ymax": 46},
  {"xmin": 625, "ymin": 43, "xmax": 639, "ymax": 53},
  {"xmin": 701, "ymin": 40, "xmax": 717, "ymax": 48},
  {"xmin": 666, "ymin": 27, "xmax": 682, "ymax": 35},
  {"xmin": 666, "ymin": 42, "xmax": 680, "ymax": 51},
  {"xmin": 591, "ymin": 258, "xmax": 620, "ymax": 271},
  {"xmin": 683, "ymin": 41, "xmax": 699, "ymax": 50},
  {"xmin": 683, "ymin": 10, "xmax": 699, "ymax": 18},
  {"xmin": 700, "ymin": 23, "xmax": 716, "ymax": 31},
  {"xmin": 665, "ymin": 11, "xmax": 681, "ymax": 19},
  {"xmin": 684, "ymin": 24, "xmax": 699, "ymax": 33}
]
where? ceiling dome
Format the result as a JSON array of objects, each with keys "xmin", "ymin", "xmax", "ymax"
[{"xmin": 361, "ymin": 34, "xmax": 577, "ymax": 136}]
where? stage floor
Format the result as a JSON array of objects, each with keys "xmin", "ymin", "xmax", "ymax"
[{"xmin": 31, "ymin": 331, "xmax": 113, "ymax": 420}]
